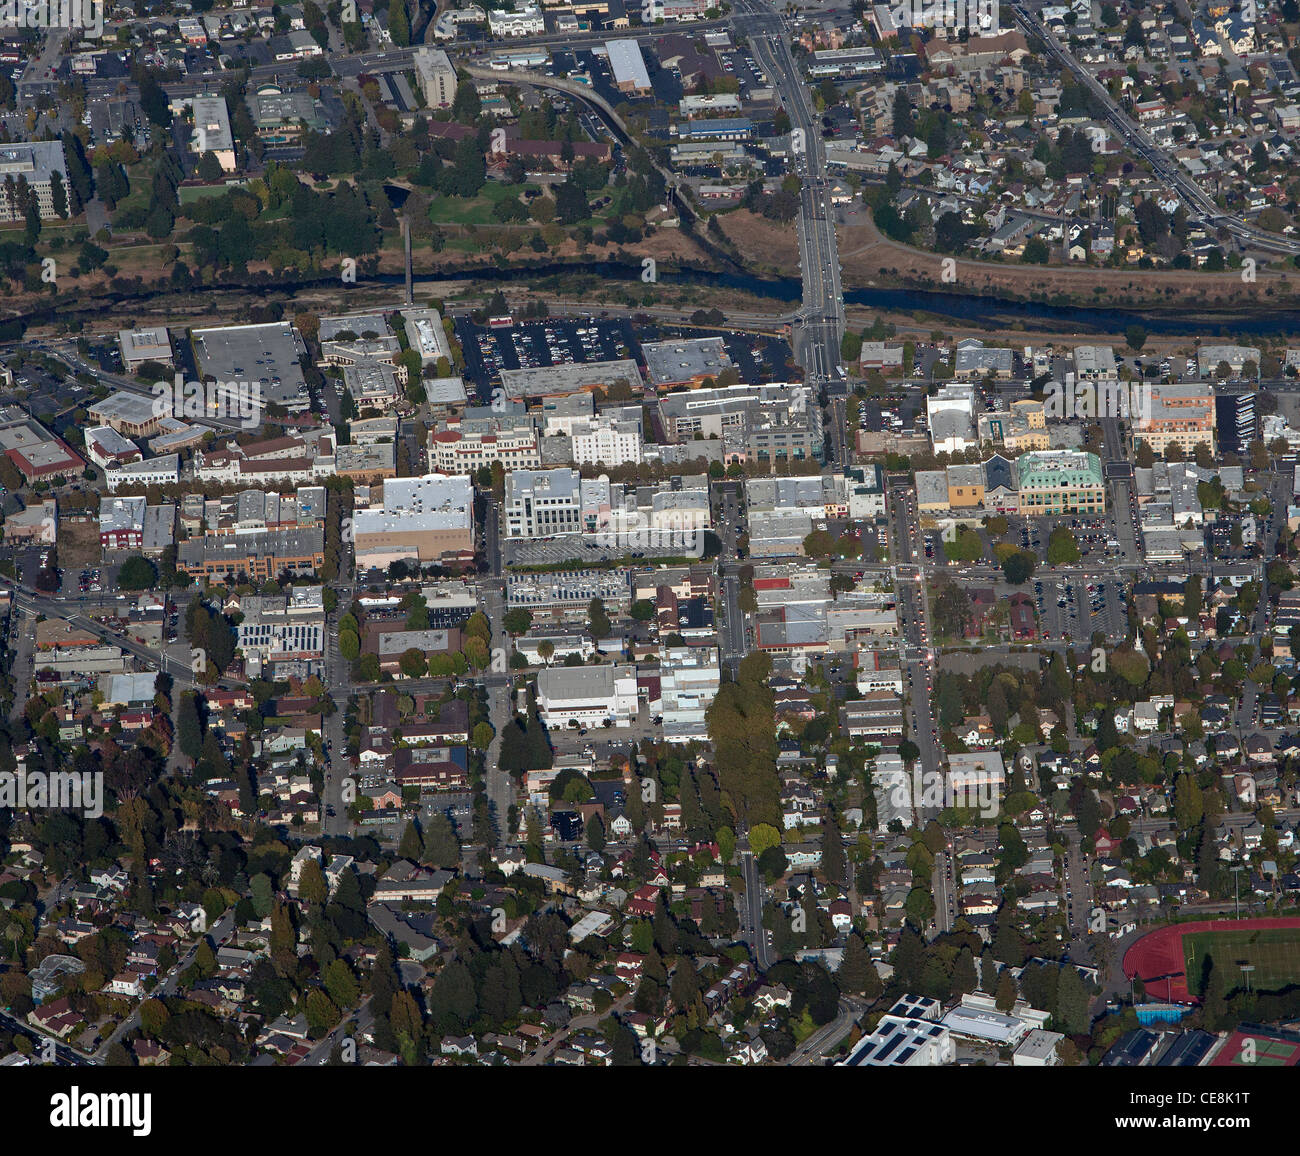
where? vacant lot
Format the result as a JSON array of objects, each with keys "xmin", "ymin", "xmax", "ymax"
[{"xmin": 58, "ymin": 518, "xmax": 101, "ymax": 569}]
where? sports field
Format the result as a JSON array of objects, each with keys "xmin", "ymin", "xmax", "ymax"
[
  {"xmin": 1123, "ymin": 918, "xmax": 1300, "ymax": 1004},
  {"xmin": 1183, "ymin": 926, "xmax": 1300, "ymax": 994}
]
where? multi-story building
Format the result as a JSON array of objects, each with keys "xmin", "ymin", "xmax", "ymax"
[
  {"xmin": 414, "ymin": 47, "xmax": 457, "ymax": 108},
  {"xmin": 658, "ymin": 646, "xmax": 720, "ymax": 742},
  {"xmin": 1015, "ymin": 450, "xmax": 1105, "ymax": 515},
  {"xmin": 977, "ymin": 399, "xmax": 1048, "ymax": 451},
  {"xmin": 99, "ymin": 496, "xmax": 146, "ymax": 551},
  {"xmin": 176, "ymin": 527, "xmax": 326, "ymax": 582},
  {"xmin": 536, "ymin": 664, "xmax": 639, "ymax": 729},
  {"xmin": 234, "ymin": 587, "xmax": 326, "ymax": 676},
  {"xmin": 1133, "ymin": 384, "xmax": 1216, "ymax": 457},
  {"xmin": 570, "ymin": 415, "xmax": 643, "ymax": 467},
  {"xmin": 926, "ymin": 382, "xmax": 978, "ymax": 454},
  {"xmin": 430, "ymin": 405, "xmax": 541, "ymax": 474},
  {"xmin": 504, "ymin": 468, "xmax": 612, "ymax": 538},
  {"xmin": 352, "ymin": 473, "xmax": 475, "ymax": 568},
  {"xmin": 0, "ymin": 141, "xmax": 69, "ymax": 223}
]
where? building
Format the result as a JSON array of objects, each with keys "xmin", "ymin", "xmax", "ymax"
[
  {"xmin": 507, "ymin": 569, "xmax": 632, "ymax": 619},
  {"xmin": 402, "ymin": 308, "xmax": 452, "ymax": 367},
  {"xmin": 570, "ymin": 415, "xmax": 643, "ymax": 467},
  {"xmin": 177, "ymin": 527, "xmax": 325, "ymax": 582},
  {"xmin": 189, "ymin": 94, "xmax": 236, "ymax": 171},
  {"xmin": 838, "ymin": 995, "xmax": 953, "ymax": 1066},
  {"xmin": 430, "ymin": 406, "xmax": 541, "ymax": 474},
  {"xmin": 118, "ymin": 328, "xmax": 173, "ymax": 372},
  {"xmin": 504, "ymin": 468, "xmax": 604, "ymax": 539},
  {"xmin": 605, "ymin": 39, "xmax": 652, "ymax": 93},
  {"xmin": 0, "ymin": 415, "xmax": 84, "ymax": 481},
  {"xmin": 500, "ymin": 359, "xmax": 642, "ymax": 401},
  {"xmin": 0, "ymin": 141, "xmax": 69, "ymax": 222},
  {"xmin": 87, "ymin": 392, "xmax": 165, "ymax": 438},
  {"xmin": 1015, "ymin": 450, "xmax": 1105, "ymax": 515},
  {"xmin": 926, "ymin": 382, "xmax": 978, "ymax": 454},
  {"xmin": 414, "ymin": 47, "xmax": 458, "ymax": 109},
  {"xmin": 104, "ymin": 455, "xmax": 180, "ymax": 493},
  {"xmin": 99, "ymin": 495, "xmax": 146, "ymax": 551},
  {"xmin": 234, "ymin": 587, "xmax": 326, "ymax": 676},
  {"xmin": 1133, "ymin": 384, "xmax": 1216, "ymax": 457},
  {"xmin": 537, "ymin": 664, "xmax": 639, "ymax": 729},
  {"xmin": 953, "ymin": 339, "xmax": 1013, "ymax": 379},
  {"xmin": 658, "ymin": 646, "xmax": 720, "ymax": 741},
  {"xmin": 642, "ymin": 337, "xmax": 733, "ymax": 390},
  {"xmin": 84, "ymin": 425, "xmax": 142, "ymax": 471},
  {"xmin": 352, "ymin": 473, "xmax": 475, "ymax": 569}
]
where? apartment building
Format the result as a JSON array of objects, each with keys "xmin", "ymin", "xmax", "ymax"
[{"xmin": 1133, "ymin": 383, "xmax": 1216, "ymax": 457}]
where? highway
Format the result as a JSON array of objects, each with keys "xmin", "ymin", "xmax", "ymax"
[
  {"xmin": 1010, "ymin": 0, "xmax": 1300, "ymax": 257},
  {"xmin": 738, "ymin": 0, "xmax": 844, "ymax": 395}
]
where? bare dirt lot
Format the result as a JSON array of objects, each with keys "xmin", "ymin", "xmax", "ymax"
[
  {"xmin": 719, "ymin": 205, "xmax": 1300, "ymax": 314},
  {"xmin": 58, "ymin": 519, "xmax": 102, "ymax": 569}
]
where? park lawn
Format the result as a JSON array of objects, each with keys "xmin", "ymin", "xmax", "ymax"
[
  {"xmin": 1183, "ymin": 926, "xmax": 1300, "ymax": 994},
  {"xmin": 427, "ymin": 182, "xmax": 529, "ymax": 227}
]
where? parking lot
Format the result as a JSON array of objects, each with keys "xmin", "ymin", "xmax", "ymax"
[{"xmin": 1033, "ymin": 575, "xmax": 1128, "ymax": 644}]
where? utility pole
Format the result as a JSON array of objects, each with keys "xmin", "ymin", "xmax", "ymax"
[{"xmin": 1231, "ymin": 863, "xmax": 1245, "ymax": 920}]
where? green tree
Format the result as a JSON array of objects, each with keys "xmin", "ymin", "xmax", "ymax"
[{"xmin": 117, "ymin": 555, "xmax": 158, "ymax": 590}]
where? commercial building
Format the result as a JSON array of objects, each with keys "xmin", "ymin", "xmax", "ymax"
[
  {"xmin": 1015, "ymin": 450, "xmax": 1105, "ymax": 515},
  {"xmin": 402, "ymin": 307, "xmax": 452, "ymax": 367},
  {"xmin": 189, "ymin": 94, "xmax": 236, "ymax": 171},
  {"xmin": 504, "ymin": 468, "xmax": 609, "ymax": 539},
  {"xmin": 234, "ymin": 587, "xmax": 326, "ymax": 677},
  {"xmin": 430, "ymin": 406, "xmax": 541, "ymax": 474},
  {"xmin": 118, "ymin": 328, "xmax": 173, "ymax": 372},
  {"xmin": 0, "ymin": 416, "xmax": 84, "ymax": 481},
  {"xmin": 838, "ymin": 995, "xmax": 954, "ymax": 1067},
  {"xmin": 507, "ymin": 569, "xmax": 632, "ymax": 619},
  {"xmin": 641, "ymin": 337, "xmax": 733, "ymax": 390},
  {"xmin": 659, "ymin": 382, "xmax": 822, "ymax": 464},
  {"xmin": 84, "ymin": 425, "xmax": 143, "ymax": 471},
  {"xmin": 658, "ymin": 645, "xmax": 720, "ymax": 742},
  {"xmin": 570, "ymin": 414, "xmax": 643, "ymax": 467},
  {"xmin": 353, "ymin": 473, "xmax": 475, "ymax": 568},
  {"xmin": 537, "ymin": 663, "xmax": 640, "ymax": 729},
  {"xmin": 105, "ymin": 454, "xmax": 180, "ymax": 493},
  {"xmin": 926, "ymin": 382, "xmax": 978, "ymax": 454},
  {"xmin": 99, "ymin": 496, "xmax": 146, "ymax": 551},
  {"xmin": 499, "ymin": 359, "xmax": 642, "ymax": 401},
  {"xmin": 87, "ymin": 392, "xmax": 165, "ymax": 438},
  {"xmin": 0, "ymin": 141, "xmax": 69, "ymax": 222},
  {"xmin": 953, "ymin": 339, "xmax": 1014, "ymax": 379},
  {"xmin": 177, "ymin": 526, "xmax": 326, "ymax": 582},
  {"xmin": 191, "ymin": 321, "xmax": 309, "ymax": 412},
  {"xmin": 605, "ymin": 39, "xmax": 652, "ymax": 93}
]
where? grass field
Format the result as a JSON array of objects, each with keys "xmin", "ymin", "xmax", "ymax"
[{"xmin": 1183, "ymin": 927, "xmax": 1300, "ymax": 994}]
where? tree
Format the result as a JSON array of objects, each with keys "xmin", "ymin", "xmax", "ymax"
[
  {"xmin": 398, "ymin": 648, "xmax": 428, "ymax": 679},
  {"xmin": 398, "ymin": 820, "xmax": 422, "ymax": 861},
  {"xmin": 422, "ymin": 813, "xmax": 461, "ymax": 869},
  {"xmin": 838, "ymin": 933, "xmax": 882, "ymax": 998},
  {"xmin": 1055, "ymin": 964, "xmax": 1090, "ymax": 1034},
  {"xmin": 749, "ymin": 823, "xmax": 780, "ymax": 858},
  {"xmin": 388, "ymin": 0, "xmax": 410, "ymax": 46},
  {"xmin": 503, "ymin": 608, "xmax": 532, "ymax": 635},
  {"xmin": 1001, "ymin": 550, "xmax": 1035, "ymax": 584},
  {"xmin": 994, "ymin": 969, "xmax": 1019, "ymax": 1013},
  {"xmin": 1125, "ymin": 324, "xmax": 1147, "ymax": 352},
  {"xmin": 587, "ymin": 597, "xmax": 611, "ymax": 640},
  {"xmin": 299, "ymin": 859, "xmax": 328, "ymax": 906},
  {"xmin": 117, "ymin": 555, "xmax": 158, "ymax": 590},
  {"xmin": 339, "ymin": 630, "xmax": 360, "ymax": 662}
]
